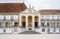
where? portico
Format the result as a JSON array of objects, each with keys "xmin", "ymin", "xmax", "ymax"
[{"xmin": 19, "ymin": 9, "xmax": 41, "ymax": 30}]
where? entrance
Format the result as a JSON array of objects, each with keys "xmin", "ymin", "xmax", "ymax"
[
  {"xmin": 35, "ymin": 16, "xmax": 38, "ymax": 28},
  {"xmin": 22, "ymin": 22, "xmax": 26, "ymax": 27},
  {"xmin": 35, "ymin": 22, "xmax": 38, "ymax": 27},
  {"xmin": 28, "ymin": 16, "xmax": 32, "ymax": 30},
  {"xmin": 21, "ymin": 16, "xmax": 26, "ymax": 27},
  {"xmin": 28, "ymin": 16, "xmax": 32, "ymax": 27}
]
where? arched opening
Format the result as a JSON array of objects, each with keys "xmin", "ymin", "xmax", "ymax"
[
  {"xmin": 47, "ymin": 22, "xmax": 49, "ymax": 27},
  {"xmin": 5, "ymin": 22, "xmax": 10, "ymax": 27},
  {"xmin": 21, "ymin": 16, "xmax": 26, "ymax": 27},
  {"xmin": 14, "ymin": 22, "xmax": 18, "ymax": 27},
  {"xmin": 28, "ymin": 16, "xmax": 32, "ymax": 27},
  {"xmin": 34, "ymin": 16, "xmax": 38, "ymax": 28}
]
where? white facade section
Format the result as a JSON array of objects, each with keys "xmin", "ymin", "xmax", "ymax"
[
  {"xmin": 0, "ymin": 8, "xmax": 60, "ymax": 34},
  {"xmin": 0, "ymin": 15, "xmax": 4, "ymax": 20},
  {"xmin": 13, "ymin": 15, "xmax": 18, "ymax": 21},
  {"xmin": 5, "ymin": 15, "xmax": 11, "ymax": 20}
]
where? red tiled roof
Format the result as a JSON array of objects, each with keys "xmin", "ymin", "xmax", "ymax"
[
  {"xmin": 40, "ymin": 10, "xmax": 60, "ymax": 13},
  {"xmin": 0, "ymin": 3, "xmax": 27, "ymax": 13}
]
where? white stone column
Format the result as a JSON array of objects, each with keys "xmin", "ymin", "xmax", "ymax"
[
  {"xmin": 45, "ymin": 21, "xmax": 47, "ymax": 26},
  {"xmin": 32, "ymin": 16, "xmax": 34, "ymax": 30},
  {"xmin": 38, "ymin": 15, "xmax": 41, "ymax": 26},
  {"xmin": 2, "ymin": 22, "xmax": 5, "ymax": 28},
  {"xmin": 26, "ymin": 16, "xmax": 28, "ymax": 30},
  {"xmin": 49, "ymin": 22, "xmax": 51, "ymax": 27},
  {"xmin": 12, "ymin": 22, "xmax": 14, "ymax": 27},
  {"xmin": 55, "ymin": 22, "xmax": 57, "ymax": 27},
  {"xmin": 10, "ymin": 22, "xmax": 13, "ymax": 27},
  {"xmin": 20, "ymin": 16, "xmax": 21, "ymax": 27}
]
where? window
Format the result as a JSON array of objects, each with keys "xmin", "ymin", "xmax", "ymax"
[
  {"xmin": 42, "ymin": 29, "xmax": 45, "ymax": 32},
  {"xmin": 57, "ymin": 16, "xmax": 60, "ymax": 20},
  {"xmin": 50, "ymin": 15, "xmax": 55, "ymax": 20},
  {"xmin": 5, "ymin": 22, "xmax": 10, "ymax": 27},
  {"xmin": 13, "ymin": 15, "xmax": 18, "ymax": 20},
  {"xmin": 45, "ymin": 15, "xmax": 49, "ymax": 20},
  {"xmin": 41, "ymin": 16, "xmax": 44, "ymax": 20},
  {"xmin": 52, "ymin": 16, "xmax": 55, "ymax": 20},
  {"xmin": 5, "ymin": 15, "xmax": 11, "ymax": 20},
  {"xmin": 54, "ymin": 16, "xmax": 57, "ymax": 20},
  {"xmin": 50, "ymin": 15, "xmax": 52, "ymax": 20},
  {"xmin": 50, "ymin": 28, "xmax": 54, "ymax": 32},
  {"xmin": 0, "ymin": 16, "xmax": 4, "ymax": 20},
  {"xmin": 41, "ymin": 22, "xmax": 44, "ymax": 27},
  {"xmin": 14, "ymin": 22, "xmax": 18, "ymax": 27}
]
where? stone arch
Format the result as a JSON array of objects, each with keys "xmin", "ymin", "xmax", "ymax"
[
  {"xmin": 28, "ymin": 16, "xmax": 32, "ymax": 27},
  {"xmin": 34, "ymin": 16, "xmax": 39, "ymax": 28},
  {"xmin": 21, "ymin": 16, "xmax": 26, "ymax": 27}
]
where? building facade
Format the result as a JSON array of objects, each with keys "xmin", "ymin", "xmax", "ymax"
[{"xmin": 0, "ymin": 3, "xmax": 60, "ymax": 34}]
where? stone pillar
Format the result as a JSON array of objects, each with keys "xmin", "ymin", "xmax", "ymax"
[
  {"xmin": 49, "ymin": 22, "xmax": 51, "ymax": 27},
  {"xmin": 55, "ymin": 22, "xmax": 57, "ymax": 27},
  {"xmin": 45, "ymin": 21, "xmax": 47, "ymax": 27},
  {"xmin": 32, "ymin": 16, "xmax": 34, "ymax": 30},
  {"xmin": 38, "ymin": 15, "xmax": 41, "ymax": 26},
  {"xmin": 26, "ymin": 16, "xmax": 28, "ymax": 30},
  {"xmin": 12, "ymin": 22, "xmax": 14, "ymax": 27},
  {"xmin": 2, "ymin": 22, "xmax": 5, "ymax": 28},
  {"xmin": 10, "ymin": 22, "xmax": 13, "ymax": 27},
  {"xmin": 20, "ymin": 16, "xmax": 21, "ymax": 27}
]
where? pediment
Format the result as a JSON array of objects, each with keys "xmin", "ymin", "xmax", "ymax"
[{"xmin": 20, "ymin": 8, "xmax": 39, "ymax": 14}]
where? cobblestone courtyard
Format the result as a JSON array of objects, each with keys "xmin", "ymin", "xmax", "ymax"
[{"xmin": 0, "ymin": 34, "xmax": 60, "ymax": 39}]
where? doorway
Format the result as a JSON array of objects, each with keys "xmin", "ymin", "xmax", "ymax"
[
  {"xmin": 21, "ymin": 16, "xmax": 26, "ymax": 27},
  {"xmin": 35, "ymin": 22, "xmax": 38, "ymax": 27},
  {"xmin": 34, "ymin": 16, "xmax": 38, "ymax": 28},
  {"xmin": 28, "ymin": 16, "xmax": 32, "ymax": 27},
  {"xmin": 22, "ymin": 22, "xmax": 26, "ymax": 27}
]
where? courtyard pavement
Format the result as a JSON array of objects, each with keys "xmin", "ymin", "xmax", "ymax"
[{"xmin": 0, "ymin": 34, "xmax": 60, "ymax": 39}]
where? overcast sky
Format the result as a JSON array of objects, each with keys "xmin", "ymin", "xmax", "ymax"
[{"xmin": 0, "ymin": 0, "xmax": 60, "ymax": 11}]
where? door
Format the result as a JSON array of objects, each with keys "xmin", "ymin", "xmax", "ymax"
[
  {"xmin": 21, "ymin": 16, "xmax": 26, "ymax": 27},
  {"xmin": 22, "ymin": 22, "xmax": 26, "ymax": 27},
  {"xmin": 35, "ymin": 22, "xmax": 38, "ymax": 28},
  {"xmin": 35, "ymin": 16, "xmax": 38, "ymax": 28}
]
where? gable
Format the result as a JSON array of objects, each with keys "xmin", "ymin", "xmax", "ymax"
[{"xmin": 20, "ymin": 8, "xmax": 39, "ymax": 14}]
